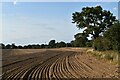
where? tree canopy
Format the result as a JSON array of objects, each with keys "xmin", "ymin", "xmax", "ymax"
[
  {"xmin": 49, "ymin": 40, "xmax": 56, "ymax": 48},
  {"xmin": 74, "ymin": 33, "xmax": 88, "ymax": 47},
  {"xmin": 72, "ymin": 6, "xmax": 117, "ymax": 39}
]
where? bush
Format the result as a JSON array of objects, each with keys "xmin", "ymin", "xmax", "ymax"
[
  {"xmin": 93, "ymin": 37, "xmax": 112, "ymax": 51},
  {"xmin": 104, "ymin": 22, "xmax": 120, "ymax": 52},
  {"xmin": 86, "ymin": 40, "xmax": 93, "ymax": 47}
]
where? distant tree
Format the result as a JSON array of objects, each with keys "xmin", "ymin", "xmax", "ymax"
[
  {"xmin": 56, "ymin": 42, "xmax": 60, "ymax": 48},
  {"xmin": 59, "ymin": 41, "xmax": 66, "ymax": 47},
  {"xmin": 18, "ymin": 45, "xmax": 23, "ymax": 49},
  {"xmin": 24, "ymin": 45, "xmax": 28, "ymax": 49},
  {"xmin": 55, "ymin": 41, "xmax": 66, "ymax": 48},
  {"xmin": 49, "ymin": 40, "xmax": 56, "ymax": 48},
  {"xmin": 70, "ymin": 40, "xmax": 75, "ymax": 47},
  {"xmin": 74, "ymin": 33, "xmax": 88, "ymax": 47},
  {"xmin": 72, "ymin": 6, "xmax": 117, "ymax": 39},
  {"xmin": 11, "ymin": 43, "xmax": 17, "ymax": 49},
  {"xmin": 0, "ymin": 43, "xmax": 3, "ymax": 49},
  {"xmin": 6, "ymin": 44, "xmax": 12, "ymax": 49},
  {"xmin": 31, "ymin": 45, "xmax": 35, "ymax": 49},
  {"xmin": 31, "ymin": 44, "xmax": 39, "ymax": 49},
  {"xmin": 41, "ymin": 44, "xmax": 45, "ymax": 48},
  {"xmin": 27, "ymin": 45, "xmax": 32, "ymax": 49},
  {"xmin": 36, "ymin": 44, "xmax": 41, "ymax": 49},
  {"xmin": 0, "ymin": 43, "xmax": 5, "ymax": 49},
  {"xmin": 66, "ymin": 43, "xmax": 72, "ymax": 47}
]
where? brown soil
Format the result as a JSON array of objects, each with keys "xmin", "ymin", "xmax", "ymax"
[{"xmin": 1, "ymin": 48, "xmax": 119, "ymax": 80}]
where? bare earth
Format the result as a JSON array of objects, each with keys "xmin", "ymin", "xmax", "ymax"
[{"xmin": 1, "ymin": 48, "xmax": 118, "ymax": 80}]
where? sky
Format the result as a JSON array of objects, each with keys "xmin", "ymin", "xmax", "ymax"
[{"xmin": 1, "ymin": 2, "xmax": 118, "ymax": 45}]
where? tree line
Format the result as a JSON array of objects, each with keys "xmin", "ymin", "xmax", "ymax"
[
  {"xmin": 0, "ymin": 38, "xmax": 92, "ymax": 49},
  {"xmin": 0, "ymin": 41, "xmax": 71, "ymax": 49}
]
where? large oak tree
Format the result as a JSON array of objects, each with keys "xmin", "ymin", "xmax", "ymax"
[{"xmin": 72, "ymin": 6, "xmax": 117, "ymax": 39}]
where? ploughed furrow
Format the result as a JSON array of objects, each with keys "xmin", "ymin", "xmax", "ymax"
[
  {"xmin": 34, "ymin": 62, "xmax": 46, "ymax": 79},
  {"xmin": 61, "ymin": 58, "xmax": 69, "ymax": 78},
  {"xmin": 2, "ymin": 67, "xmax": 20, "ymax": 79},
  {"xmin": 65, "ymin": 56, "xmax": 77, "ymax": 78},
  {"xmin": 24, "ymin": 52, "xmax": 64, "ymax": 79},
  {"xmin": 57, "ymin": 56, "xmax": 67, "ymax": 78},
  {"xmin": 4, "ymin": 67, "xmax": 25, "ymax": 80},
  {"xmin": 37, "ymin": 53, "xmax": 64, "ymax": 79},
  {"xmin": 2, "ymin": 58, "xmax": 43, "ymax": 80},
  {"xmin": 4, "ymin": 65, "xmax": 35, "ymax": 80},
  {"xmin": 74, "ymin": 54, "xmax": 95, "ymax": 77},
  {"xmin": 37, "ymin": 52, "xmax": 73, "ymax": 79},
  {"xmin": 67, "ymin": 54, "xmax": 80, "ymax": 78},
  {"xmin": 63, "ymin": 56, "xmax": 76, "ymax": 78},
  {"xmin": 61, "ymin": 56, "xmax": 75, "ymax": 78},
  {"xmin": 2, "ymin": 57, "xmax": 37, "ymax": 68},
  {"xmin": 75, "ymin": 54, "xmax": 104, "ymax": 77},
  {"xmin": 52, "ymin": 57, "xmax": 63, "ymax": 79},
  {"xmin": 53, "ymin": 52, "xmax": 75, "ymax": 78},
  {"xmin": 72, "ymin": 54, "xmax": 90, "ymax": 77}
]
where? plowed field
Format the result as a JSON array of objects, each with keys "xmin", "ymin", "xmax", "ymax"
[{"xmin": 1, "ymin": 48, "xmax": 118, "ymax": 79}]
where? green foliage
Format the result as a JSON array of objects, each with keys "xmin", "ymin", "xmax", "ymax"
[
  {"xmin": 70, "ymin": 40, "xmax": 75, "ymax": 47},
  {"xmin": 11, "ymin": 43, "xmax": 17, "ymax": 49},
  {"xmin": 0, "ymin": 43, "xmax": 5, "ymax": 49},
  {"xmin": 6, "ymin": 44, "xmax": 12, "ymax": 49},
  {"xmin": 104, "ymin": 22, "xmax": 120, "ymax": 52},
  {"xmin": 56, "ymin": 41, "xmax": 66, "ymax": 48},
  {"xmin": 93, "ymin": 37, "xmax": 111, "ymax": 51},
  {"xmin": 1, "ymin": 41, "xmax": 67, "ymax": 49},
  {"xmin": 74, "ymin": 39, "xmax": 85, "ymax": 47},
  {"xmin": 18, "ymin": 45, "xmax": 23, "ymax": 49},
  {"xmin": 74, "ymin": 33, "xmax": 88, "ymax": 47},
  {"xmin": 40, "ymin": 44, "xmax": 46, "ymax": 48},
  {"xmin": 72, "ymin": 6, "xmax": 117, "ymax": 39},
  {"xmin": 49, "ymin": 40, "xmax": 56, "ymax": 48},
  {"xmin": 59, "ymin": 41, "xmax": 66, "ymax": 47},
  {"xmin": 66, "ymin": 43, "xmax": 72, "ymax": 47},
  {"xmin": 86, "ymin": 40, "xmax": 93, "ymax": 47}
]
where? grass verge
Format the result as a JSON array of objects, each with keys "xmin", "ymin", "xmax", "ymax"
[{"xmin": 86, "ymin": 49, "xmax": 118, "ymax": 65}]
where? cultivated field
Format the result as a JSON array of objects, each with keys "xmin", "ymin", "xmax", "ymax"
[{"xmin": 1, "ymin": 48, "xmax": 118, "ymax": 79}]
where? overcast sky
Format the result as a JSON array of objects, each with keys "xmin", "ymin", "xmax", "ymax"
[{"xmin": 1, "ymin": 2, "xmax": 118, "ymax": 45}]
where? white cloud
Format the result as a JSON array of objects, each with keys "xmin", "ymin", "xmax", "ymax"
[
  {"xmin": 113, "ymin": 7, "xmax": 117, "ymax": 10},
  {"xmin": 82, "ymin": 4, "xmax": 101, "ymax": 8},
  {"xmin": 95, "ymin": 4, "xmax": 101, "ymax": 6},
  {"xmin": 13, "ymin": 0, "xmax": 17, "ymax": 5}
]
